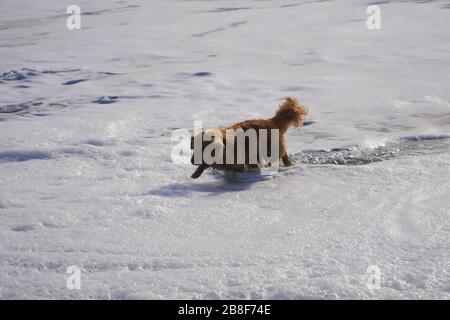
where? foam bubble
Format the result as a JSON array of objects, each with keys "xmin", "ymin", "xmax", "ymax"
[{"xmin": 359, "ymin": 137, "xmax": 387, "ymax": 151}]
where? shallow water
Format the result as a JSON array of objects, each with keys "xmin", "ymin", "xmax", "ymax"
[{"xmin": 294, "ymin": 135, "xmax": 450, "ymax": 166}]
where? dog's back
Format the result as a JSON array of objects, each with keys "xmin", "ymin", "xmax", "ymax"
[{"xmin": 230, "ymin": 119, "xmax": 275, "ymax": 131}]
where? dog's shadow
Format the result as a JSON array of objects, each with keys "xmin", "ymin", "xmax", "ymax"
[{"xmin": 145, "ymin": 173, "xmax": 267, "ymax": 198}]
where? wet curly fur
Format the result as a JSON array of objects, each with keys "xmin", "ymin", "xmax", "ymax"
[{"xmin": 190, "ymin": 97, "xmax": 309, "ymax": 179}]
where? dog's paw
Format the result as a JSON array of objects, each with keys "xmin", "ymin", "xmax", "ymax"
[
  {"xmin": 191, "ymin": 164, "xmax": 209, "ymax": 179},
  {"xmin": 282, "ymin": 155, "xmax": 293, "ymax": 167},
  {"xmin": 191, "ymin": 171, "xmax": 202, "ymax": 179}
]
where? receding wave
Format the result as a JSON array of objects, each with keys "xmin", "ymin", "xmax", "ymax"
[{"xmin": 293, "ymin": 135, "xmax": 450, "ymax": 166}]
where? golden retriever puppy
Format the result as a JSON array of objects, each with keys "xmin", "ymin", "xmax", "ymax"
[{"xmin": 190, "ymin": 97, "xmax": 308, "ymax": 179}]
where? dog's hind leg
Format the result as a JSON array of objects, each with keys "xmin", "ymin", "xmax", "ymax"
[
  {"xmin": 281, "ymin": 154, "xmax": 293, "ymax": 166},
  {"xmin": 191, "ymin": 163, "xmax": 209, "ymax": 179}
]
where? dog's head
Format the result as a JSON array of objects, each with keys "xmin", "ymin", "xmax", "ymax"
[{"xmin": 275, "ymin": 97, "xmax": 309, "ymax": 127}]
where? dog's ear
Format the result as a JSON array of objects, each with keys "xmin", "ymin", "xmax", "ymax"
[{"xmin": 286, "ymin": 108, "xmax": 295, "ymax": 119}]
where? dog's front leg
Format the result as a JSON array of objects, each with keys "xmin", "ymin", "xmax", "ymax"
[
  {"xmin": 279, "ymin": 137, "xmax": 293, "ymax": 167},
  {"xmin": 281, "ymin": 154, "xmax": 293, "ymax": 167},
  {"xmin": 191, "ymin": 163, "xmax": 209, "ymax": 179}
]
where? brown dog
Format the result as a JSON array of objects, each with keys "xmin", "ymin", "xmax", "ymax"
[{"xmin": 190, "ymin": 97, "xmax": 308, "ymax": 178}]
